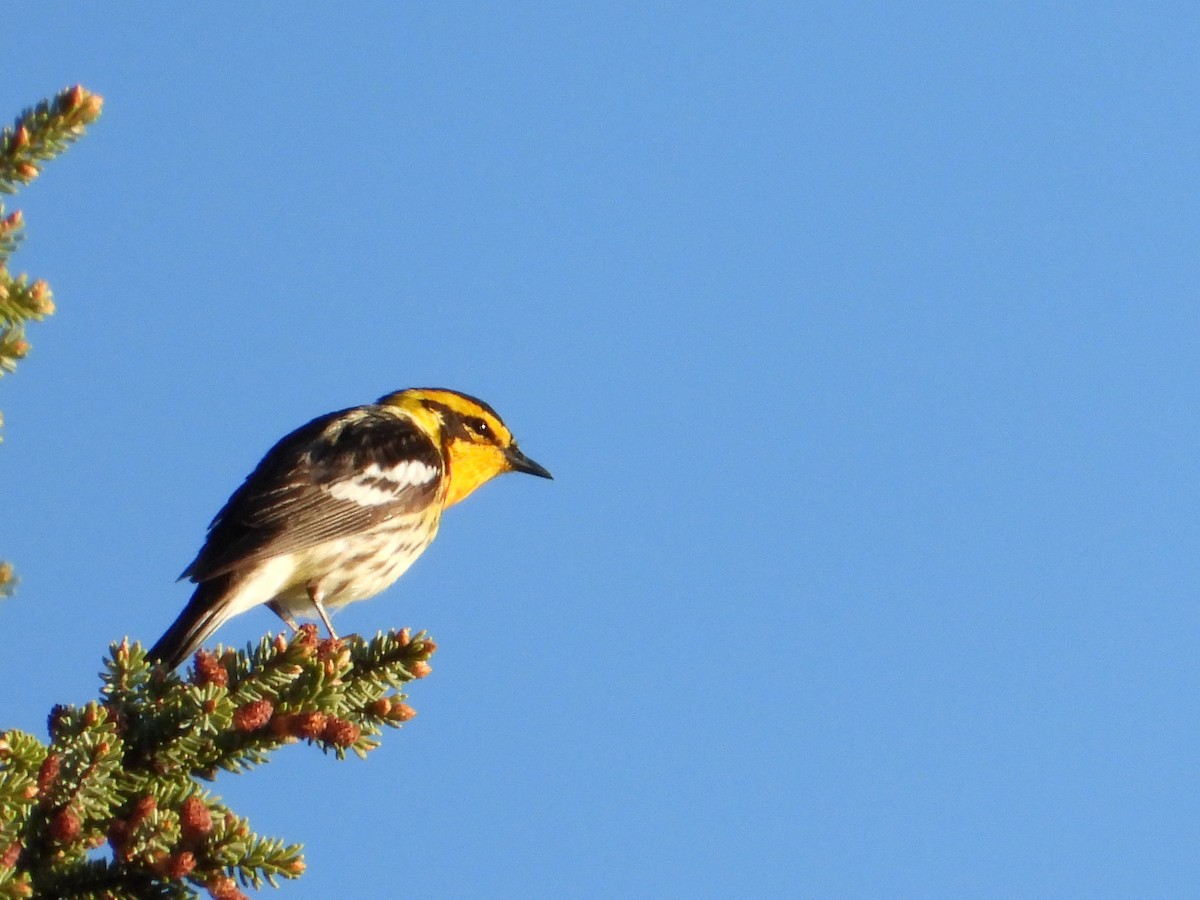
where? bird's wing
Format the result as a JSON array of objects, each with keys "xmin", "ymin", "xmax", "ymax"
[{"xmin": 181, "ymin": 406, "xmax": 444, "ymax": 581}]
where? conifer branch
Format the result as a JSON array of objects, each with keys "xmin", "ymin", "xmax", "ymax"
[
  {"xmin": 1, "ymin": 627, "xmax": 436, "ymax": 897},
  {"xmin": 0, "ymin": 85, "xmax": 103, "ymax": 196},
  {"xmin": 0, "ymin": 84, "xmax": 102, "ymax": 384},
  {"xmin": 0, "ymin": 85, "xmax": 102, "ymax": 588}
]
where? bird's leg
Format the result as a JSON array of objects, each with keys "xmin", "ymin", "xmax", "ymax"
[
  {"xmin": 306, "ymin": 583, "xmax": 340, "ymax": 639},
  {"xmin": 266, "ymin": 600, "xmax": 301, "ymax": 632}
]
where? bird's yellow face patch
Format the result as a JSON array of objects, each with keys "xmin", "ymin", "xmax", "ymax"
[
  {"xmin": 381, "ymin": 388, "xmax": 521, "ymax": 507},
  {"xmin": 441, "ymin": 438, "xmax": 515, "ymax": 506}
]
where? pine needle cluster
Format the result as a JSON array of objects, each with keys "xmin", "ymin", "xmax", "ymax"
[{"xmin": 0, "ymin": 627, "xmax": 436, "ymax": 898}]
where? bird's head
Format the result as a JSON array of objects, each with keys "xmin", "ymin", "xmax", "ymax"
[{"xmin": 380, "ymin": 387, "xmax": 552, "ymax": 506}]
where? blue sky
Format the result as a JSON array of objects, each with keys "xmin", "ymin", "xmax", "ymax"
[{"xmin": 4, "ymin": 4, "xmax": 1199, "ymax": 897}]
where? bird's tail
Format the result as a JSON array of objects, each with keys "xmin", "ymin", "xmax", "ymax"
[{"xmin": 147, "ymin": 574, "xmax": 238, "ymax": 670}]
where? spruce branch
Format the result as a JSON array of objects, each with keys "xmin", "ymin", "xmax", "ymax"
[
  {"xmin": 0, "ymin": 84, "xmax": 102, "ymax": 380},
  {"xmin": 0, "ymin": 85, "xmax": 102, "ymax": 586},
  {"xmin": 1, "ymin": 627, "xmax": 436, "ymax": 897},
  {"xmin": 0, "ymin": 85, "xmax": 103, "ymax": 196}
]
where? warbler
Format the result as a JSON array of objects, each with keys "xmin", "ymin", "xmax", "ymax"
[{"xmin": 148, "ymin": 388, "xmax": 551, "ymax": 668}]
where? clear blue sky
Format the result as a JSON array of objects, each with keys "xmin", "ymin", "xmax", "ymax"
[{"xmin": 4, "ymin": 5, "xmax": 1198, "ymax": 897}]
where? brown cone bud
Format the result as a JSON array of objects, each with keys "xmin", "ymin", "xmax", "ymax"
[
  {"xmin": 36, "ymin": 754, "xmax": 60, "ymax": 795},
  {"xmin": 233, "ymin": 699, "xmax": 274, "ymax": 732},
  {"xmin": 291, "ymin": 711, "xmax": 328, "ymax": 740},
  {"xmin": 28, "ymin": 281, "xmax": 53, "ymax": 316},
  {"xmin": 49, "ymin": 808, "xmax": 81, "ymax": 843},
  {"xmin": 207, "ymin": 875, "xmax": 249, "ymax": 900},
  {"xmin": 192, "ymin": 650, "xmax": 228, "ymax": 687},
  {"xmin": 322, "ymin": 717, "xmax": 361, "ymax": 747},
  {"xmin": 179, "ymin": 796, "xmax": 213, "ymax": 843},
  {"xmin": 316, "ymin": 635, "xmax": 345, "ymax": 658},
  {"xmin": 165, "ymin": 849, "xmax": 196, "ymax": 879},
  {"xmin": 81, "ymin": 94, "xmax": 104, "ymax": 121},
  {"xmin": 368, "ymin": 698, "xmax": 391, "ymax": 717},
  {"xmin": 409, "ymin": 661, "xmax": 432, "ymax": 679}
]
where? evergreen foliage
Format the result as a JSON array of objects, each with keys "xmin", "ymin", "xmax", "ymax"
[
  {"xmin": 0, "ymin": 84, "xmax": 102, "ymax": 381},
  {"xmin": 0, "ymin": 88, "xmax": 440, "ymax": 897},
  {"xmin": 1, "ymin": 628, "xmax": 436, "ymax": 898},
  {"xmin": 1, "ymin": 84, "xmax": 104, "ymax": 597}
]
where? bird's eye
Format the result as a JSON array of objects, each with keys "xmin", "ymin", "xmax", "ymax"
[{"xmin": 465, "ymin": 416, "xmax": 492, "ymax": 439}]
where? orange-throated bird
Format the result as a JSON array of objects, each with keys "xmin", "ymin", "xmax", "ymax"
[{"xmin": 149, "ymin": 388, "xmax": 551, "ymax": 668}]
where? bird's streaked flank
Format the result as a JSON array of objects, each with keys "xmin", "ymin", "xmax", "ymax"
[{"xmin": 149, "ymin": 388, "xmax": 552, "ymax": 669}]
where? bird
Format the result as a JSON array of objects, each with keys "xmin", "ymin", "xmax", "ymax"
[{"xmin": 148, "ymin": 388, "xmax": 552, "ymax": 669}]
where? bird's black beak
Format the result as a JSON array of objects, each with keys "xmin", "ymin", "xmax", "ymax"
[{"xmin": 506, "ymin": 445, "xmax": 553, "ymax": 479}]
